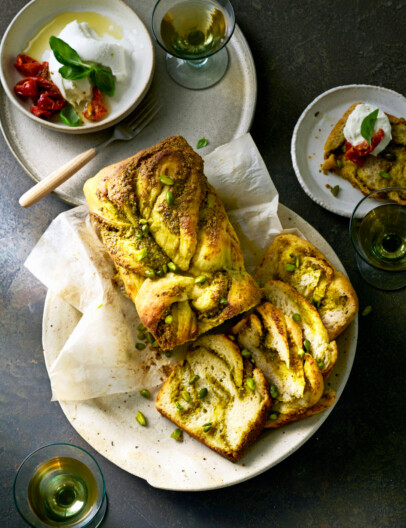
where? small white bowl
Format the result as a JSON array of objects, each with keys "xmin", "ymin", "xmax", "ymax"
[{"xmin": 0, "ymin": 0, "xmax": 155, "ymax": 134}]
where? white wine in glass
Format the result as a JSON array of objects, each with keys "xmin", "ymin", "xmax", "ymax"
[
  {"xmin": 14, "ymin": 444, "xmax": 106, "ymax": 528},
  {"xmin": 152, "ymin": 0, "xmax": 235, "ymax": 90},
  {"xmin": 350, "ymin": 187, "xmax": 406, "ymax": 290}
]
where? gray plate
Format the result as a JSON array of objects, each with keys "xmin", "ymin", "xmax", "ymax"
[
  {"xmin": 0, "ymin": 2, "xmax": 256, "ymax": 207},
  {"xmin": 42, "ymin": 204, "xmax": 358, "ymax": 491}
]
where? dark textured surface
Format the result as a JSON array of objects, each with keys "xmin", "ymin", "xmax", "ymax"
[{"xmin": 1, "ymin": 1, "xmax": 406, "ymax": 527}]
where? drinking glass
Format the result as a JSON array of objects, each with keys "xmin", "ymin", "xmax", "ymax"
[
  {"xmin": 13, "ymin": 443, "xmax": 107, "ymax": 528},
  {"xmin": 349, "ymin": 187, "xmax": 406, "ymax": 290},
  {"xmin": 151, "ymin": 0, "xmax": 235, "ymax": 90}
]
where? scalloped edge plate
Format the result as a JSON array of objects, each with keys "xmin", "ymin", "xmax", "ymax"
[{"xmin": 291, "ymin": 84, "xmax": 406, "ymax": 217}]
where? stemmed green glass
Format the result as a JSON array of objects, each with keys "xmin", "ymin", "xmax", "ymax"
[
  {"xmin": 13, "ymin": 443, "xmax": 107, "ymax": 528},
  {"xmin": 152, "ymin": 0, "xmax": 235, "ymax": 90},
  {"xmin": 349, "ymin": 187, "xmax": 406, "ymax": 290}
]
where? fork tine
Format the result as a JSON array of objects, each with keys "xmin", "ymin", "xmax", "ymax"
[
  {"xmin": 129, "ymin": 104, "xmax": 161, "ymax": 135},
  {"xmin": 127, "ymin": 101, "xmax": 161, "ymax": 131},
  {"xmin": 126, "ymin": 97, "xmax": 158, "ymax": 128}
]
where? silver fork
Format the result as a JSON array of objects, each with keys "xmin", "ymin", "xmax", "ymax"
[{"xmin": 19, "ymin": 93, "xmax": 160, "ymax": 207}]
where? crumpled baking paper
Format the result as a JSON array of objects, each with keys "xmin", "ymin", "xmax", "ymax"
[{"xmin": 25, "ymin": 133, "xmax": 285, "ymax": 401}]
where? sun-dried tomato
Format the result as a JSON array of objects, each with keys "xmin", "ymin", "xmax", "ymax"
[
  {"xmin": 345, "ymin": 129, "xmax": 385, "ymax": 167},
  {"xmin": 14, "ymin": 78, "xmax": 39, "ymax": 99},
  {"xmin": 14, "ymin": 73, "xmax": 66, "ymax": 119},
  {"xmin": 83, "ymin": 87, "xmax": 107, "ymax": 121},
  {"xmin": 30, "ymin": 106, "xmax": 52, "ymax": 119},
  {"xmin": 15, "ymin": 54, "xmax": 48, "ymax": 78}
]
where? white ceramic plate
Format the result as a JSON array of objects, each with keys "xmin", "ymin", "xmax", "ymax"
[
  {"xmin": 0, "ymin": 0, "xmax": 154, "ymax": 134},
  {"xmin": 291, "ymin": 84, "xmax": 406, "ymax": 217},
  {"xmin": 42, "ymin": 204, "xmax": 358, "ymax": 491}
]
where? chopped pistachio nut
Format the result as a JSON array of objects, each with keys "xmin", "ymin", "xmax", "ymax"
[
  {"xmin": 270, "ymin": 384, "xmax": 278, "ymax": 399},
  {"xmin": 165, "ymin": 314, "xmax": 173, "ymax": 324},
  {"xmin": 160, "ymin": 175, "xmax": 174, "ymax": 185},
  {"xmin": 146, "ymin": 332, "xmax": 155, "ymax": 344},
  {"xmin": 198, "ymin": 388, "xmax": 208, "ymax": 399},
  {"xmin": 156, "ymin": 269, "xmax": 164, "ymax": 277},
  {"xmin": 270, "ymin": 412, "xmax": 278, "ymax": 420},
  {"xmin": 145, "ymin": 269, "xmax": 156, "ymax": 279},
  {"xmin": 241, "ymin": 349, "xmax": 252, "ymax": 358},
  {"xmin": 136, "ymin": 248, "xmax": 148, "ymax": 261},
  {"xmin": 165, "ymin": 351, "xmax": 172, "ymax": 357},
  {"xmin": 362, "ymin": 305, "xmax": 372, "ymax": 316},
  {"xmin": 219, "ymin": 297, "xmax": 228, "ymax": 306},
  {"xmin": 194, "ymin": 275, "xmax": 207, "ymax": 285},
  {"xmin": 181, "ymin": 390, "xmax": 191, "ymax": 402},
  {"xmin": 140, "ymin": 389, "xmax": 150, "ymax": 398},
  {"xmin": 292, "ymin": 313, "xmax": 301, "ymax": 322},
  {"xmin": 166, "ymin": 190, "xmax": 174, "ymax": 206},
  {"xmin": 203, "ymin": 422, "xmax": 212, "ymax": 432},
  {"xmin": 317, "ymin": 360, "xmax": 325, "ymax": 369},
  {"xmin": 152, "ymin": 340, "xmax": 159, "ymax": 348},
  {"xmin": 137, "ymin": 332, "xmax": 146, "ymax": 340},
  {"xmin": 136, "ymin": 343, "xmax": 146, "ymax": 350},
  {"xmin": 331, "ymin": 185, "xmax": 340, "ymax": 197},
  {"xmin": 136, "ymin": 232, "xmax": 143, "ymax": 239},
  {"xmin": 139, "ymin": 218, "xmax": 148, "ymax": 224},
  {"xmin": 380, "ymin": 171, "xmax": 391, "ymax": 179},
  {"xmin": 176, "ymin": 403, "xmax": 183, "ymax": 411},
  {"xmin": 304, "ymin": 339, "xmax": 311, "ymax": 352},
  {"xmin": 285, "ymin": 263, "xmax": 296, "ymax": 272},
  {"xmin": 337, "ymin": 159, "xmax": 344, "ymax": 168},
  {"xmin": 141, "ymin": 224, "xmax": 149, "ymax": 235},
  {"xmin": 167, "ymin": 262, "xmax": 179, "ymax": 272},
  {"xmin": 136, "ymin": 411, "xmax": 147, "ymax": 426},
  {"xmin": 137, "ymin": 323, "xmax": 145, "ymax": 331},
  {"xmin": 246, "ymin": 378, "xmax": 256, "ymax": 391},
  {"xmin": 298, "ymin": 349, "xmax": 305, "ymax": 359},
  {"xmin": 162, "ymin": 264, "xmax": 169, "ymax": 274},
  {"xmin": 171, "ymin": 428, "xmax": 183, "ymax": 441},
  {"xmin": 189, "ymin": 374, "xmax": 200, "ymax": 385},
  {"xmin": 295, "ymin": 257, "xmax": 300, "ymax": 268}
]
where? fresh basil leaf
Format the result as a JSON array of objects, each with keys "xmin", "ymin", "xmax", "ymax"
[
  {"xmin": 90, "ymin": 67, "xmax": 115, "ymax": 97},
  {"xmin": 360, "ymin": 108, "xmax": 379, "ymax": 145},
  {"xmin": 60, "ymin": 104, "xmax": 82, "ymax": 127},
  {"xmin": 196, "ymin": 137, "xmax": 208, "ymax": 149},
  {"xmin": 59, "ymin": 64, "xmax": 90, "ymax": 80},
  {"xmin": 49, "ymin": 36, "xmax": 87, "ymax": 68}
]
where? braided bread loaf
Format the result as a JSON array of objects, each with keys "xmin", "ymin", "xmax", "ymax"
[{"xmin": 84, "ymin": 136, "xmax": 261, "ymax": 350}]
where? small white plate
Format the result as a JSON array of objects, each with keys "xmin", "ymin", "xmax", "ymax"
[
  {"xmin": 42, "ymin": 204, "xmax": 358, "ymax": 491},
  {"xmin": 291, "ymin": 84, "xmax": 406, "ymax": 217},
  {"xmin": 0, "ymin": 0, "xmax": 154, "ymax": 134}
]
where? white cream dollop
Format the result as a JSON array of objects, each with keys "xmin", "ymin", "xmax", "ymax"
[
  {"xmin": 343, "ymin": 103, "xmax": 392, "ymax": 156},
  {"xmin": 46, "ymin": 21, "xmax": 128, "ymax": 106}
]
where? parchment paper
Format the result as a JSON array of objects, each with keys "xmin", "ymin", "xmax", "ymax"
[{"xmin": 25, "ymin": 133, "xmax": 284, "ymax": 401}]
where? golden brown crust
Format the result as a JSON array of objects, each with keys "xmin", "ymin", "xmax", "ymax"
[
  {"xmin": 255, "ymin": 234, "xmax": 358, "ymax": 341},
  {"xmin": 84, "ymin": 136, "xmax": 261, "ymax": 350},
  {"xmin": 321, "ymin": 103, "xmax": 406, "ymax": 204},
  {"xmin": 265, "ymin": 389, "xmax": 336, "ymax": 428}
]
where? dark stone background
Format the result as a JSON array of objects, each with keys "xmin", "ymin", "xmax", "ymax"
[{"xmin": 1, "ymin": 1, "xmax": 405, "ymax": 526}]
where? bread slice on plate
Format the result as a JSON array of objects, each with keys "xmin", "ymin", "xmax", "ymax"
[
  {"xmin": 232, "ymin": 301, "xmax": 335, "ymax": 429},
  {"xmin": 255, "ymin": 234, "xmax": 358, "ymax": 341},
  {"xmin": 321, "ymin": 102, "xmax": 406, "ymax": 204},
  {"xmin": 155, "ymin": 334, "xmax": 271, "ymax": 462},
  {"xmin": 261, "ymin": 280, "xmax": 338, "ymax": 377}
]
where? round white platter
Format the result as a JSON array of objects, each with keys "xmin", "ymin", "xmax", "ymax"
[
  {"xmin": 291, "ymin": 84, "xmax": 406, "ymax": 217},
  {"xmin": 0, "ymin": 0, "xmax": 256, "ymax": 206},
  {"xmin": 42, "ymin": 204, "xmax": 358, "ymax": 491}
]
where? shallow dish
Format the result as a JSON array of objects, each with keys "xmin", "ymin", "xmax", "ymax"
[
  {"xmin": 291, "ymin": 84, "xmax": 406, "ymax": 217},
  {"xmin": 42, "ymin": 204, "xmax": 358, "ymax": 491},
  {"xmin": 0, "ymin": 0, "xmax": 154, "ymax": 134}
]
